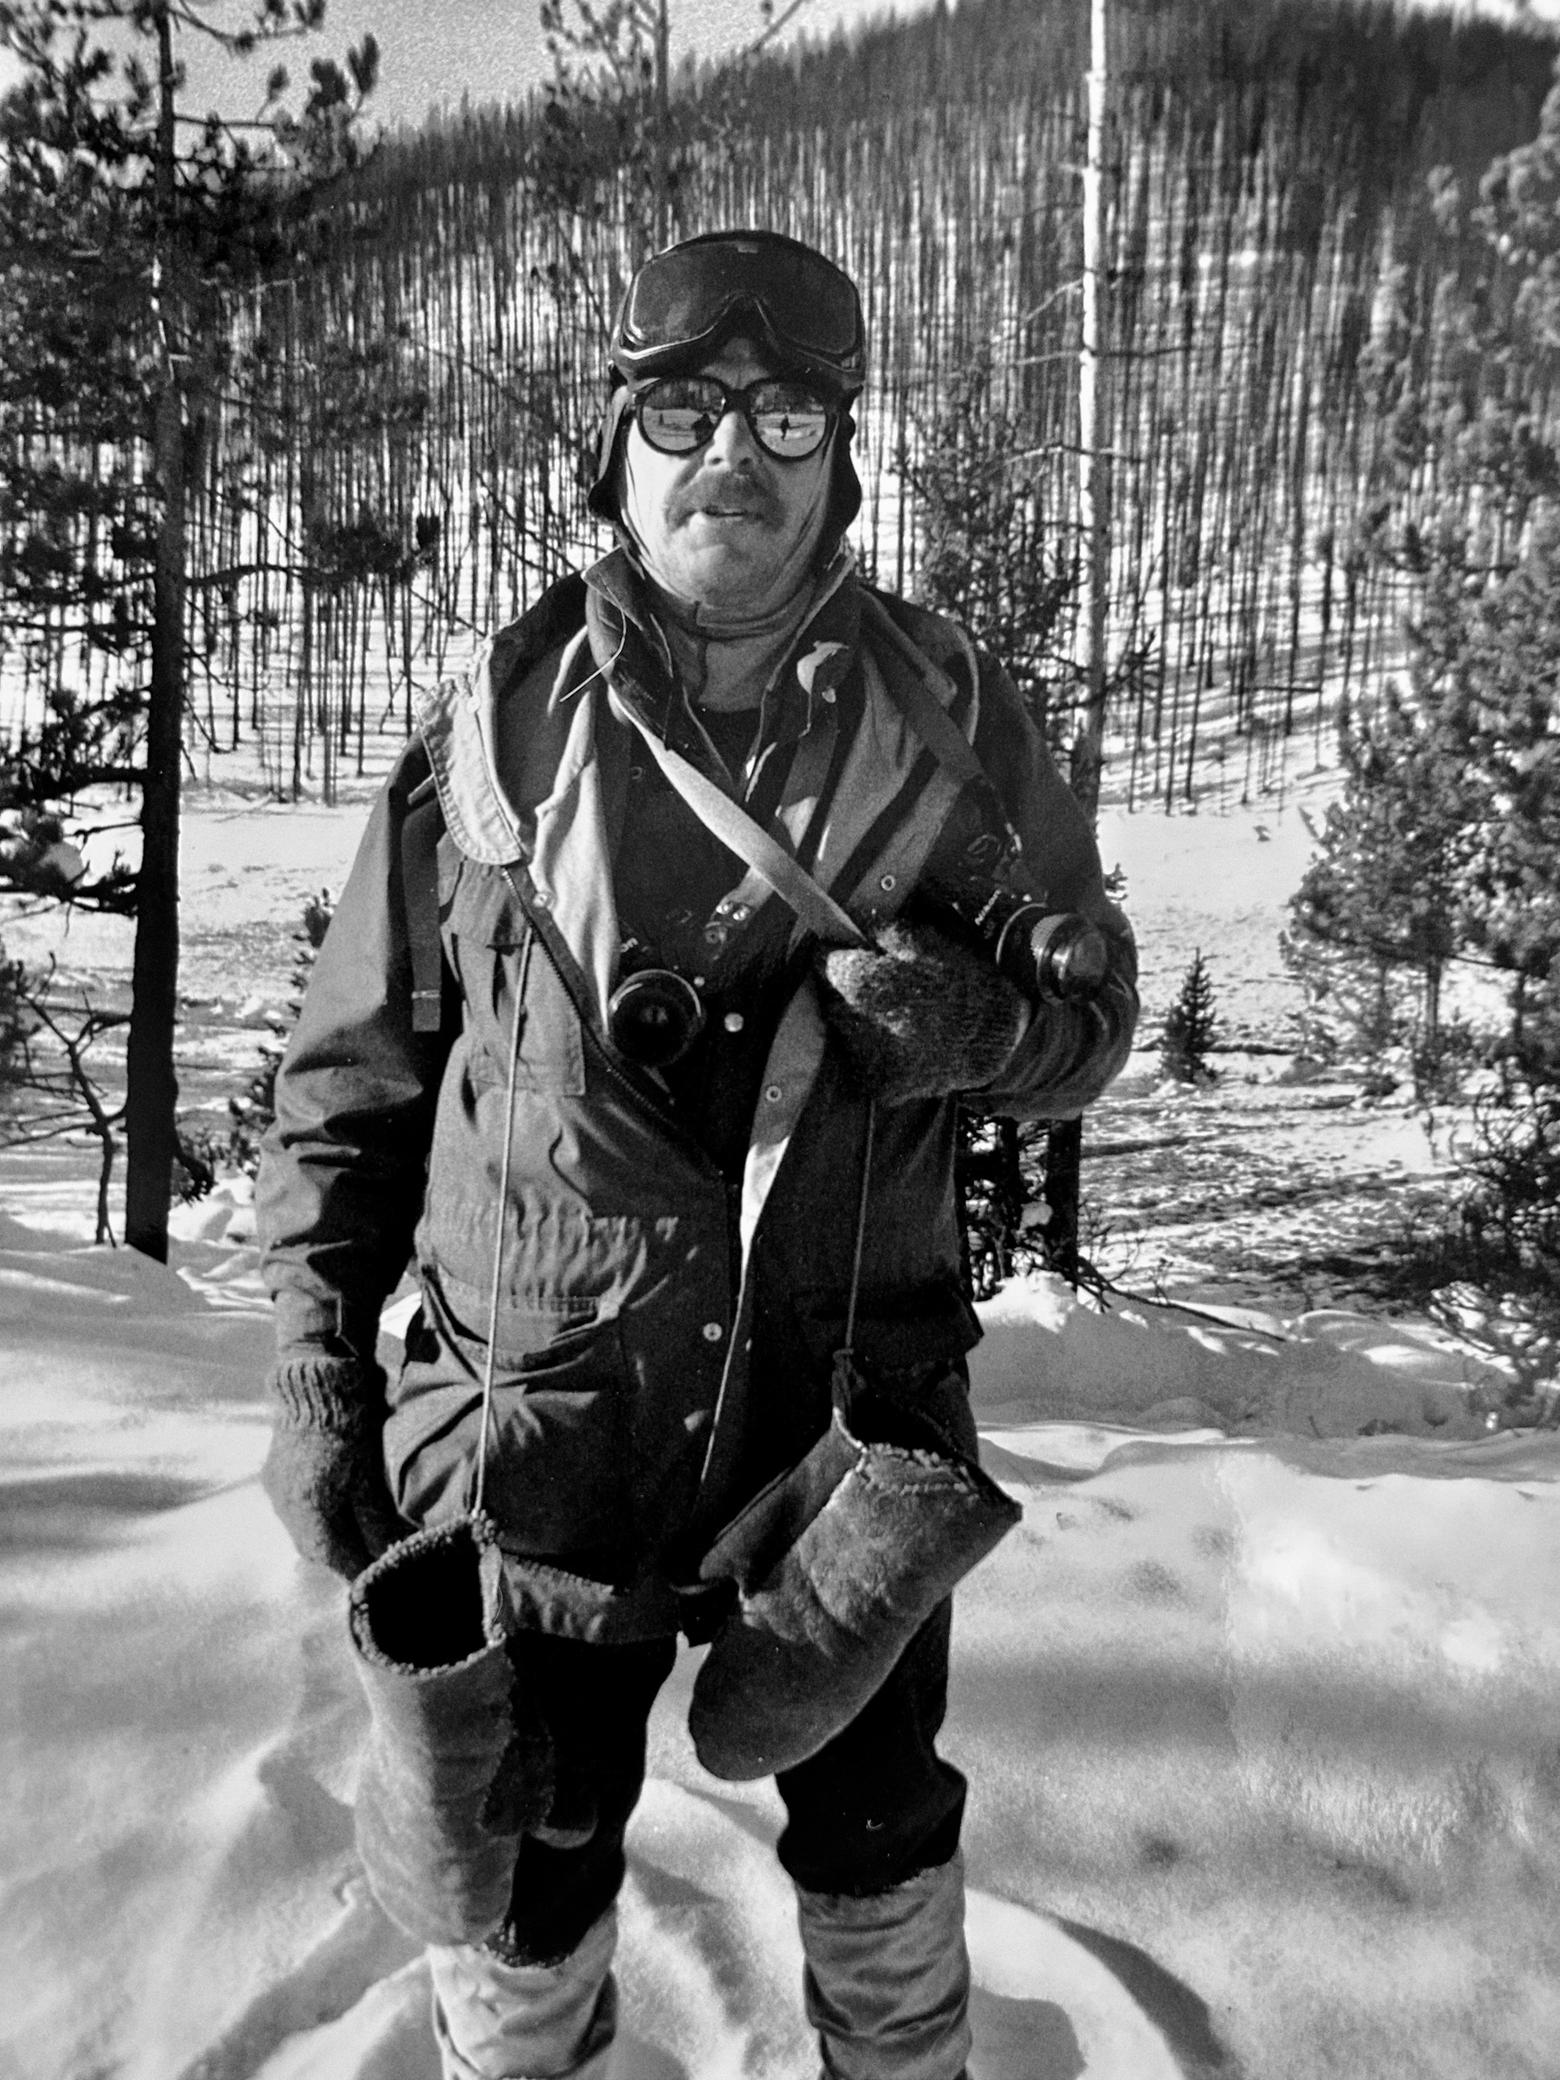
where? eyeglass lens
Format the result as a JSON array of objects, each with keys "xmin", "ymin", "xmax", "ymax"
[{"xmin": 636, "ymin": 378, "xmax": 830, "ymax": 459}]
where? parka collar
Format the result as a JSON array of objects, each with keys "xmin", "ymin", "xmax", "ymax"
[
  {"xmin": 416, "ymin": 550, "xmax": 864, "ymax": 870},
  {"xmin": 582, "ymin": 544, "xmax": 860, "ymax": 760}
]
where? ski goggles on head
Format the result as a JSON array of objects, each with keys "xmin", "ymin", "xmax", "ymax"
[
  {"xmin": 628, "ymin": 373, "xmax": 835, "ymax": 460},
  {"xmin": 611, "ymin": 230, "xmax": 866, "ymax": 397}
]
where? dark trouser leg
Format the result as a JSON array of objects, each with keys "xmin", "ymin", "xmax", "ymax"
[
  {"xmin": 774, "ymin": 1602, "xmax": 964, "ymax": 1896},
  {"xmin": 493, "ymin": 1633, "xmax": 676, "ymax": 1965},
  {"xmin": 775, "ymin": 1604, "xmax": 972, "ymax": 2080},
  {"xmin": 428, "ymin": 1634, "xmax": 675, "ymax": 2080}
]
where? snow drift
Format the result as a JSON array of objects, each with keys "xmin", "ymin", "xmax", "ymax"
[{"xmin": 3, "ymin": 1202, "xmax": 1559, "ymax": 2080}]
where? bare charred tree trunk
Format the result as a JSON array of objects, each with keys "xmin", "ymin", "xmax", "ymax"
[
  {"xmin": 124, "ymin": 0, "xmax": 185, "ymax": 1261},
  {"xmin": 652, "ymin": 0, "xmax": 671, "ymax": 249}
]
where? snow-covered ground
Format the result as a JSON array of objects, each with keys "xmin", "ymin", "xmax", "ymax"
[{"xmin": 4, "ymin": 778, "xmax": 1560, "ymax": 2080}]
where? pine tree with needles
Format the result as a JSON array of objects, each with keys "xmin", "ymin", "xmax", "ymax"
[
  {"xmin": 0, "ymin": 941, "xmax": 35, "ymax": 1110},
  {"xmin": 1291, "ymin": 71, "xmax": 1560, "ymax": 1081},
  {"xmin": 904, "ymin": 345, "xmax": 1079, "ymax": 1288},
  {"xmin": 1286, "ymin": 675, "xmax": 1470, "ymax": 1068},
  {"xmin": 226, "ymin": 890, "xmax": 334, "ymax": 1176},
  {"xmin": 1160, "ymin": 949, "xmax": 1220, "ymax": 1085},
  {"xmin": 0, "ymin": 0, "xmax": 377, "ymax": 1259},
  {"xmin": 1300, "ymin": 72, "xmax": 1560, "ymax": 1332}
]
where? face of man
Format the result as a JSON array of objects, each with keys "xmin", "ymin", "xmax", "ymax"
[{"xmin": 618, "ymin": 338, "xmax": 835, "ymax": 622}]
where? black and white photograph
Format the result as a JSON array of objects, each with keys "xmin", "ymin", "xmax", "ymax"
[{"xmin": 3, "ymin": 2, "xmax": 1559, "ymax": 2075}]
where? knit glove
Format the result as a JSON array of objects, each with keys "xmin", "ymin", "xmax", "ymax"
[
  {"xmin": 816, "ymin": 919, "xmax": 1029, "ymax": 1105},
  {"xmin": 262, "ymin": 1357, "xmax": 403, "ymax": 1580}
]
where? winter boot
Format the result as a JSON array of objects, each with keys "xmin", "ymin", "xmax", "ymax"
[
  {"xmin": 689, "ymin": 1398, "xmax": 1019, "ymax": 1780},
  {"xmin": 429, "ymin": 1905, "xmax": 620, "ymax": 2080},
  {"xmin": 797, "ymin": 1853, "xmax": 973, "ymax": 2080},
  {"xmin": 349, "ymin": 1513, "xmax": 555, "ymax": 1945}
]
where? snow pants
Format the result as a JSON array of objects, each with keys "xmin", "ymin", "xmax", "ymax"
[{"xmin": 424, "ymin": 1609, "xmax": 970, "ymax": 2079}]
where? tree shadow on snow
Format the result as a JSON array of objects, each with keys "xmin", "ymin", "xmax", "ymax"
[
  {"xmin": 1054, "ymin": 1919, "xmax": 1240, "ymax": 2077},
  {"xmin": 0, "ymin": 1465, "xmax": 226, "ymax": 1551},
  {"xmin": 969, "ymin": 1983, "xmax": 1087, "ymax": 2079},
  {"xmin": 611, "ymin": 2034, "xmax": 686, "ymax": 2079}
]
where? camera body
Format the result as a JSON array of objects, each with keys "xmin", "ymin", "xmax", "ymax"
[
  {"xmin": 605, "ymin": 785, "xmax": 1112, "ymax": 1070},
  {"xmin": 912, "ymin": 802, "xmax": 1110, "ymax": 1006},
  {"xmin": 929, "ymin": 882, "xmax": 1110, "ymax": 1006}
]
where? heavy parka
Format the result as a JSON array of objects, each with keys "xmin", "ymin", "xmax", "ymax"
[{"xmin": 257, "ymin": 551, "xmax": 1137, "ymax": 1641}]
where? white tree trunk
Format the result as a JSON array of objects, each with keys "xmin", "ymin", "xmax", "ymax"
[{"xmin": 1072, "ymin": 0, "xmax": 1110, "ymax": 820}]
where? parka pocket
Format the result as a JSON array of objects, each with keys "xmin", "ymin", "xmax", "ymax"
[
  {"xmin": 444, "ymin": 869, "xmax": 586, "ymax": 1097},
  {"xmin": 505, "ymin": 928, "xmax": 586, "ymax": 1096},
  {"xmin": 384, "ymin": 1270, "xmax": 632, "ymax": 1561}
]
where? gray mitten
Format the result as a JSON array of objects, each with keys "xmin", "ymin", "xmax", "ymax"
[
  {"xmin": 349, "ymin": 1514, "xmax": 555, "ymax": 1945},
  {"xmin": 262, "ymin": 1356, "xmax": 402, "ymax": 1579},
  {"xmin": 817, "ymin": 920, "xmax": 1028, "ymax": 1104},
  {"xmin": 689, "ymin": 1400, "xmax": 1022, "ymax": 1780}
]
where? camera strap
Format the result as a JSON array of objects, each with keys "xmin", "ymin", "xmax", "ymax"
[
  {"xmin": 856, "ymin": 593, "xmax": 1021, "ymax": 845},
  {"xmin": 611, "ymin": 601, "xmax": 1017, "ymax": 956},
  {"xmin": 619, "ymin": 705, "xmax": 873, "ymax": 949}
]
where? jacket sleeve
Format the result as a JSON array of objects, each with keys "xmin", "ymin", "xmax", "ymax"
[
  {"xmin": 955, "ymin": 651, "xmax": 1139, "ymax": 1121},
  {"xmin": 255, "ymin": 744, "xmax": 451, "ymax": 1377}
]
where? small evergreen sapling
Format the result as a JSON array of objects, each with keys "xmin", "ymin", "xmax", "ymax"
[
  {"xmin": 0, "ymin": 941, "xmax": 37, "ymax": 1106},
  {"xmin": 1160, "ymin": 949, "xmax": 1220, "ymax": 1085},
  {"xmin": 227, "ymin": 891, "xmax": 334, "ymax": 1174}
]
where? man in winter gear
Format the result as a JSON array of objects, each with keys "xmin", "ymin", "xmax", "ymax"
[{"xmin": 257, "ymin": 228, "xmax": 1137, "ymax": 2079}]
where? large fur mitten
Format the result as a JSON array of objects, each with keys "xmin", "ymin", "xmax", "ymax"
[
  {"xmin": 349, "ymin": 1515, "xmax": 556, "ymax": 1946},
  {"xmin": 816, "ymin": 920, "xmax": 1028, "ymax": 1104},
  {"xmin": 262, "ymin": 1357, "xmax": 402, "ymax": 1580},
  {"xmin": 689, "ymin": 1407, "xmax": 1021, "ymax": 1780}
]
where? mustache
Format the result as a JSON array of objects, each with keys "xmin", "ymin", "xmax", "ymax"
[{"xmin": 669, "ymin": 476, "xmax": 784, "ymax": 527}]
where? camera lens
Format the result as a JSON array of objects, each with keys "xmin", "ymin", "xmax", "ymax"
[
  {"xmin": 607, "ymin": 968, "xmax": 706, "ymax": 1068},
  {"xmin": 982, "ymin": 894, "xmax": 1108, "ymax": 1003},
  {"xmin": 1022, "ymin": 912, "xmax": 1110, "ymax": 1003}
]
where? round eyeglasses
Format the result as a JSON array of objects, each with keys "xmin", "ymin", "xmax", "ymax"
[{"xmin": 629, "ymin": 376, "xmax": 834, "ymax": 461}]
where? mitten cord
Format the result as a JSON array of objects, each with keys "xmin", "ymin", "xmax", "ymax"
[{"xmin": 836, "ymin": 1099, "xmax": 877, "ymax": 1393}]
